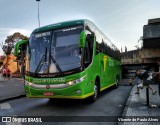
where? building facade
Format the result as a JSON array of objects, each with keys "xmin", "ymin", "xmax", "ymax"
[{"xmin": 121, "ymin": 18, "xmax": 160, "ymax": 81}]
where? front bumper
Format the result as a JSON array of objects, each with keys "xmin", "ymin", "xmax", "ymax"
[{"xmin": 25, "ymin": 76, "xmax": 93, "ymax": 99}]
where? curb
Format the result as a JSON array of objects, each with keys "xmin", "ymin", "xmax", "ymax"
[
  {"xmin": 118, "ymin": 85, "xmax": 135, "ymax": 125},
  {"xmin": 0, "ymin": 94, "xmax": 26, "ymax": 103},
  {"xmin": 121, "ymin": 85, "xmax": 135, "ymax": 117}
]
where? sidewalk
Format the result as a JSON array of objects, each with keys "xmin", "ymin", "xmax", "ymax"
[
  {"xmin": 120, "ymin": 85, "xmax": 160, "ymax": 125},
  {"xmin": 0, "ymin": 77, "xmax": 25, "ymax": 102}
]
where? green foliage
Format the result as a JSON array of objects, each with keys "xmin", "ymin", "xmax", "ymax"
[{"xmin": 2, "ymin": 32, "xmax": 28, "ymax": 55}]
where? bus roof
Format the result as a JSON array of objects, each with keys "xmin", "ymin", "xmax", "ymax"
[
  {"xmin": 32, "ymin": 19, "xmax": 119, "ymax": 51},
  {"xmin": 32, "ymin": 19, "xmax": 87, "ymax": 33}
]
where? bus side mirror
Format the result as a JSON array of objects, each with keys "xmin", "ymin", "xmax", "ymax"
[
  {"xmin": 79, "ymin": 31, "xmax": 86, "ymax": 48},
  {"xmin": 14, "ymin": 40, "xmax": 29, "ymax": 57}
]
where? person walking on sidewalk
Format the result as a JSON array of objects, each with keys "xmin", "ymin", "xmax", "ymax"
[
  {"xmin": 6, "ymin": 68, "xmax": 11, "ymax": 80},
  {"xmin": 0, "ymin": 66, "xmax": 3, "ymax": 77},
  {"xmin": 135, "ymin": 69, "xmax": 157, "ymax": 95},
  {"xmin": 153, "ymin": 59, "xmax": 160, "ymax": 95},
  {"xmin": 134, "ymin": 71, "xmax": 143, "ymax": 94},
  {"xmin": 2, "ymin": 67, "xmax": 7, "ymax": 79}
]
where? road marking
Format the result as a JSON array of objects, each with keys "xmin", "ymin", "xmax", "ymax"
[
  {"xmin": 0, "ymin": 103, "xmax": 22, "ymax": 125},
  {"xmin": 0, "ymin": 103, "xmax": 11, "ymax": 109}
]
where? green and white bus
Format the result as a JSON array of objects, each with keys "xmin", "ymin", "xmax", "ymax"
[{"xmin": 15, "ymin": 19, "xmax": 121, "ymax": 102}]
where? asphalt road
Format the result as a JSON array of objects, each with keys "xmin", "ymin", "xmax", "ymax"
[
  {"xmin": 0, "ymin": 78, "xmax": 25, "ymax": 102},
  {"xmin": 0, "ymin": 85, "xmax": 132, "ymax": 125}
]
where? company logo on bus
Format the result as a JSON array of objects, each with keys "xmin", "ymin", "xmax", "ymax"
[
  {"xmin": 46, "ymin": 85, "xmax": 50, "ymax": 89},
  {"xmin": 32, "ymin": 78, "xmax": 66, "ymax": 84}
]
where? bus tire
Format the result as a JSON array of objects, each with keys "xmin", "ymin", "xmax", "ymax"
[
  {"xmin": 88, "ymin": 80, "xmax": 99, "ymax": 103},
  {"xmin": 114, "ymin": 76, "xmax": 119, "ymax": 88}
]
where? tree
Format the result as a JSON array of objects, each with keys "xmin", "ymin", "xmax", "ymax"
[{"xmin": 1, "ymin": 32, "xmax": 28, "ymax": 68}]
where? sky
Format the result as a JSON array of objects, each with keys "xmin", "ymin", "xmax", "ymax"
[{"xmin": 0, "ymin": 0, "xmax": 160, "ymax": 55}]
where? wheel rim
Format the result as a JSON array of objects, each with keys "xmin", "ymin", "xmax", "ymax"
[{"xmin": 93, "ymin": 84, "xmax": 98, "ymax": 100}]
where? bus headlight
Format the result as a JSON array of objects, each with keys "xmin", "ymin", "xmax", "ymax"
[
  {"xmin": 25, "ymin": 81, "xmax": 33, "ymax": 86},
  {"xmin": 66, "ymin": 75, "xmax": 87, "ymax": 86}
]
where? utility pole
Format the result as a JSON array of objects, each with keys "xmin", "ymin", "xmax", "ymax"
[{"xmin": 36, "ymin": 0, "xmax": 41, "ymax": 27}]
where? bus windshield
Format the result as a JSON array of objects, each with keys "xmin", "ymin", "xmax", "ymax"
[{"xmin": 29, "ymin": 25, "xmax": 83, "ymax": 74}]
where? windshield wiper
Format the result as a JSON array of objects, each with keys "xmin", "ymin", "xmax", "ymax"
[
  {"xmin": 35, "ymin": 47, "xmax": 48, "ymax": 74},
  {"xmin": 50, "ymin": 55, "xmax": 63, "ymax": 74},
  {"xmin": 48, "ymin": 37, "xmax": 63, "ymax": 74}
]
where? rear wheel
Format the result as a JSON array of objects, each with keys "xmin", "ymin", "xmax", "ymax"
[{"xmin": 114, "ymin": 77, "xmax": 119, "ymax": 88}]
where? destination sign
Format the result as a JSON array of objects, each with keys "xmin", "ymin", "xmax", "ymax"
[{"xmin": 35, "ymin": 31, "xmax": 51, "ymax": 38}]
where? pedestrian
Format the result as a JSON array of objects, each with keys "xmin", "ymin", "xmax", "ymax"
[
  {"xmin": 6, "ymin": 68, "xmax": 11, "ymax": 80},
  {"xmin": 2, "ymin": 67, "xmax": 7, "ymax": 79},
  {"xmin": 129, "ymin": 79, "xmax": 132, "ymax": 86},
  {"xmin": 135, "ymin": 69, "xmax": 157, "ymax": 95},
  {"xmin": 0, "ymin": 66, "xmax": 3, "ymax": 77},
  {"xmin": 133, "ymin": 77, "xmax": 144, "ymax": 94},
  {"xmin": 153, "ymin": 59, "xmax": 160, "ymax": 95}
]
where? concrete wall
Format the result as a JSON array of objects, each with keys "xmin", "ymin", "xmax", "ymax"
[{"xmin": 121, "ymin": 49, "xmax": 160, "ymax": 65}]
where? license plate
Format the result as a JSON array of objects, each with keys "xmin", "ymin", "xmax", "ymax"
[{"xmin": 43, "ymin": 92, "xmax": 54, "ymax": 96}]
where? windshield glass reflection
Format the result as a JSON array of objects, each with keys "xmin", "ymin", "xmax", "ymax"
[{"xmin": 29, "ymin": 25, "xmax": 82, "ymax": 74}]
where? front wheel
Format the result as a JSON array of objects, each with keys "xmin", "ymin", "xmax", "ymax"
[{"xmin": 88, "ymin": 81, "xmax": 99, "ymax": 103}]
